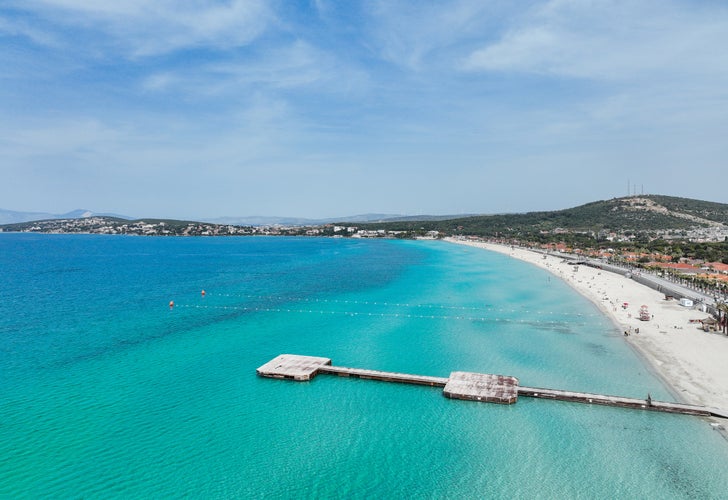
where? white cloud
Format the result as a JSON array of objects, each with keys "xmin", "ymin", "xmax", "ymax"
[
  {"xmin": 455, "ymin": 0, "xmax": 728, "ymax": 166},
  {"xmin": 0, "ymin": 15, "xmax": 59, "ymax": 47},
  {"xmin": 5, "ymin": 0, "xmax": 274, "ymax": 56},
  {"xmin": 140, "ymin": 40, "xmax": 369, "ymax": 99},
  {"xmin": 7, "ymin": 118, "xmax": 126, "ymax": 156},
  {"xmin": 366, "ymin": 0, "xmax": 506, "ymax": 69},
  {"xmin": 462, "ymin": 0, "xmax": 728, "ymax": 82},
  {"xmin": 141, "ymin": 73, "xmax": 177, "ymax": 92},
  {"xmin": 210, "ymin": 41, "xmax": 327, "ymax": 89},
  {"xmin": 0, "ymin": 91, "xmax": 313, "ymax": 182}
]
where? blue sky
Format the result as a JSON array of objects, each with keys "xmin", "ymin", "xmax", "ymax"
[{"xmin": 1, "ymin": 0, "xmax": 727, "ymax": 219}]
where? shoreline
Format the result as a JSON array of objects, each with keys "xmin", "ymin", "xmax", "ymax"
[{"xmin": 445, "ymin": 238, "xmax": 728, "ymax": 423}]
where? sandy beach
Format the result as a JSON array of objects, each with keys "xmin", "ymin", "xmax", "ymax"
[{"xmin": 446, "ymin": 238, "xmax": 728, "ymax": 417}]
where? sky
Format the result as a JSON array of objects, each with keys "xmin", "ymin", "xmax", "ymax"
[{"xmin": 1, "ymin": 0, "xmax": 727, "ymax": 219}]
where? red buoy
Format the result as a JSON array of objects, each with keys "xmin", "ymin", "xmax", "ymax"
[
  {"xmin": 201, "ymin": 290, "xmax": 206, "ymax": 297},
  {"xmin": 169, "ymin": 301, "xmax": 175, "ymax": 308}
]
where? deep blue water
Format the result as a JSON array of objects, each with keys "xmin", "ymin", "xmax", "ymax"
[{"xmin": 1, "ymin": 234, "xmax": 727, "ymax": 498}]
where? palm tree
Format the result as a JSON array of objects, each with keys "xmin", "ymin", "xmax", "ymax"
[{"xmin": 717, "ymin": 303, "xmax": 728, "ymax": 336}]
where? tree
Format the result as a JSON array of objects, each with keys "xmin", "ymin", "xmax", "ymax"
[{"xmin": 718, "ymin": 304, "xmax": 728, "ymax": 336}]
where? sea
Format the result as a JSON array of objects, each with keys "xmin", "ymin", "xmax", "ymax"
[{"xmin": 1, "ymin": 233, "xmax": 727, "ymax": 498}]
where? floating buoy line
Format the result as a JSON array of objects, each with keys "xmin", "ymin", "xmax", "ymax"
[
  {"xmin": 204, "ymin": 292, "xmax": 598, "ymax": 318},
  {"xmin": 173, "ymin": 303, "xmax": 587, "ymax": 326},
  {"xmin": 168, "ymin": 291, "xmax": 597, "ymax": 326}
]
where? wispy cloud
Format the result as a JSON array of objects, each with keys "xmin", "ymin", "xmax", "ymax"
[
  {"xmin": 4, "ymin": 0, "xmax": 274, "ymax": 56},
  {"xmin": 0, "ymin": 101, "xmax": 306, "ymax": 215},
  {"xmin": 140, "ymin": 39, "xmax": 370, "ymax": 106},
  {"xmin": 462, "ymin": 0, "xmax": 728, "ymax": 82},
  {"xmin": 453, "ymin": 0, "xmax": 728, "ymax": 181},
  {"xmin": 206, "ymin": 41, "xmax": 335, "ymax": 90},
  {"xmin": 0, "ymin": 14, "xmax": 59, "ymax": 47},
  {"xmin": 365, "ymin": 0, "xmax": 506, "ymax": 69}
]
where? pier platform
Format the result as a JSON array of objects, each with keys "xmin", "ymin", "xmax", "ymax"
[
  {"xmin": 444, "ymin": 372, "xmax": 519, "ymax": 404},
  {"xmin": 256, "ymin": 354, "xmax": 331, "ymax": 381},
  {"xmin": 256, "ymin": 354, "xmax": 728, "ymax": 419}
]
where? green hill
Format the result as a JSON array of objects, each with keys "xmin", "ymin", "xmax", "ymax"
[{"xmin": 355, "ymin": 195, "xmax": 728, "ymax": 237}]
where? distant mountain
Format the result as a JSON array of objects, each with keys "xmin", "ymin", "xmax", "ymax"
[
  {"xmin": 0, "ymin": 208, "xmax": 471, "ymax": 227},
  {"xmin": 366, "ymin": 214, "xmax": 480, "ymax": 223},
  {"xmin": 0, "ymin": 208, "xmax": 132, "ymax": 225},
  {"xmin": 202, "ymin": 213, "xmax": 481, "ymax": 226},
  {"xmin": 334, "ymin": 213, "xmax": 405, "ymax": 223},
  {"xmin": 202, "ymin": 213, "xmax": 407, "ymax": 226}
]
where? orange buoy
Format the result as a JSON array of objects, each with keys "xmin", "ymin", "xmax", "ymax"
[
  {"xmin": 169, "ymin": 300, "xmax": 175, "ymax": 308},
  {"xmin": 201, "ymin": 290, "xmax": 206, "ymax": 296}
]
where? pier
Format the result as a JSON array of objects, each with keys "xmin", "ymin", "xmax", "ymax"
[{"xmin": 257, "ymin": 354, "xmax": 728, "ymax": 418}]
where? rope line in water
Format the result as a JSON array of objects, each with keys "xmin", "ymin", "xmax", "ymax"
[
  {"xmin": 173, "ymin": 303, "xmax": 587, "ymax": 326},
  {"xmin": 201, "ymin": 292, "xmax": 596, "ymax": 318}
]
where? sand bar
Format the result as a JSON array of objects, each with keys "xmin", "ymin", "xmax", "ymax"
[{"xmin": 446, "ymin": 238, "xmax": 728, "ymax": 415}]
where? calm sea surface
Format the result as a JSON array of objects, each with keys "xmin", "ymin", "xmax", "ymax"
[{"xmin": 1, "ymin": 234, "xmax": 727, "ymax": 498}]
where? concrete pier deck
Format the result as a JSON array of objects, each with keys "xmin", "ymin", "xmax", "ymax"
[
  {"xmin": 256, "ymin": 354, "xmax": 728, "ymax": 419},
  {"xmin": 256, "ymin": 354, "xmax": 331, "ymax": 381},
  {"xmin": 444, "ymin": 372, "xmax": 519, "ymax": 404}
]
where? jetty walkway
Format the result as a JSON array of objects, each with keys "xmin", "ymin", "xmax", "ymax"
[{"xmin": 257, "ymin": 354, "xmax": 728, "ymax": 419}]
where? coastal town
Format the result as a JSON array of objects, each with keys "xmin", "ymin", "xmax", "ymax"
[
  {"xmin": 0, "ymin": 215, "xmax": 411, "ymax": 238},
  {"xmin": 1, "ymin": 217, "xmax": 270, "ymax": 236}
]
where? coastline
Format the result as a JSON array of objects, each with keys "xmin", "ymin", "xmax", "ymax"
[{"xmin": 445, "ymin": 238, "xmax": 728, "ymax": 421}]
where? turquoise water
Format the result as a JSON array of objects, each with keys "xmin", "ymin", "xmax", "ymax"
[{"xmin": 1, "ymin": 234, "xmax": 727, "ymax": 498}]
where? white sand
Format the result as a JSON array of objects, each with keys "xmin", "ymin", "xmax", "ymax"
[{"xmin": 446, "ymin": 238, "xmax": 728, "ymax": 413}]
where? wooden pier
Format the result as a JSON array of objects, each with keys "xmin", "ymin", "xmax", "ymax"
[
  {"xmin": 517, "ymin": 386, "xmax": 723, "ymax": 417},
  {"xmin": 319, "ymin": 364, "xmax": 448, "ymax": 387},
  {"xmin": 256, "ymin": 354, "xmax": 728, "ymax": 419}
]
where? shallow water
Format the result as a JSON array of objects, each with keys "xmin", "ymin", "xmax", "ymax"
[{"xmin": 1, "ymin": 234, "xmax": 726, "ymax": 498}]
